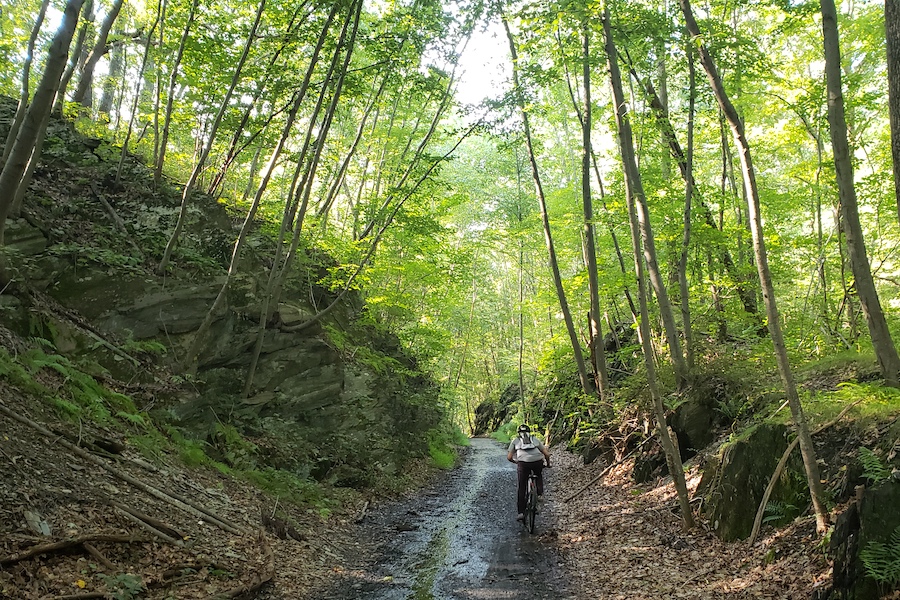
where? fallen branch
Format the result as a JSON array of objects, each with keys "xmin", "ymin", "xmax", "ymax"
[
  {"xmin": 111, "ymin": 500, "xmax": 185, "ymax": 541},
  {"xmin": 114, "ymin": 507, "xmax": 182, "ymax": 546},
  {"xmin": 748, "ymin": 399, "xmax": 862, "ymax": 545},
  {"xmin": 82, "ymin": 542, "xmax": 115, "ymax": 570},
  {"xmin": 563, "ymin": 434, "xmax": 657, "ymax": 503},
  {"xmin": 0, "ymin": 401, "xmax": 245, "ymax": 536},
  {"xmin": 1, "ymin": 533, "xmax": 146, "ymax": 566}
]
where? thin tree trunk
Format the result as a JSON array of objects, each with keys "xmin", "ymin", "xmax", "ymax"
[
  {"xmin": 280, "ymin": 122, "xmax": 481, "ymax": 335},
  {"xmin": 622, "ymin": 49, "xmax": 756, "ymax": 325},
  {"xmin": 152, "ymin": 0, "xmax": 166, "ymax": 166},
  {"xmin": 242, "ymin": 0, "xmax": 351, "ymax": 391},
  {"xmin": 72, "ymin": 0, "xmax": 125, "ymax": 107},
  {"xmin": 154, "ymin": 0, "xmax": 198, "ymax": 186},
  {"xmin": 604, "ymin": 22, "xmax": 687, "ymax": 391},
  {"xmin": 580, "ymin": 16, "xmax": 610, "ymax": 401},
  {"xmin": 98, "ymin": 40, "xmax": 123, "ymax": 116},
  {"xmin": 198, "ymin": 0, "xmax": 352, "ymax": 376},
  {"xmin": 0, "ymin": 0, "xmax": 85, "ymax": 260},
  {"xmin": 500, "ymin": 7, "xmax": 594, "ymax": 396},
  {"xmin": 158, "ymin": 0, "xmax": 267, "ymax": 273},
  {"xmin": 887, "ymin": 0, "xmax": 900, "ymax": 222},
  {"xmin": 821, "ymin": 0, "xmax": 900, "ymax": 387},
  {"xmin": 677, "ymin": 43, "xmax": 696, "ymax": 370},
  {"xmin": 2, "ymin": 0, "xmax": 51, "ymax": 167},
  {"xmin": 53, "ymin": 0, "xmax": 93, "ymax": 115},
  {"xmin": 114, "ymin": 7, "xmax": 161, "ymax": 183},
  {"xmin": 206, "ymin": 2, "xmax": 311, "ymax": 196},
  {"xmin": 602, "ymin": 7, "xmax": 694, "ymax": 530},
  {"xmin": 680, "ymin": 0, "xmax": 829, "ymax": 533}
]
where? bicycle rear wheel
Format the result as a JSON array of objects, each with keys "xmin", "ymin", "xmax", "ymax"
[{"xmin": 525, "ymin": 478, "xmax": 537, "ymax": 533}]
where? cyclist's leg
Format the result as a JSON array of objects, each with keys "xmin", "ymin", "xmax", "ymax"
[
  {"xmin": 516, "ymin": 461, "xmax": 528, "ymax": 515},
  {"xmin": 533, "ymin": 462, "xmax": 545, "ymax": 496}
]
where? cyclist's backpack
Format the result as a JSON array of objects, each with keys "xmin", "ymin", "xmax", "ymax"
[{"xmin": 517, "ymin": 433, "xmax": 536, "ymax": 451}]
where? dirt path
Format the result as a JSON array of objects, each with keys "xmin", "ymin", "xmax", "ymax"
[{"xmin": 312, "ymin": 437, "xmax": 572, "ymax": 599}]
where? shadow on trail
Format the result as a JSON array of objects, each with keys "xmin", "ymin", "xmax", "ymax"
[{"xmin": 317, "ymin": 437, "xmax": 572, "ymax": 599}]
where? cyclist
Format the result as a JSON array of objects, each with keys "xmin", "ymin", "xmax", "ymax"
[{"xmin": 507, "ymin": 423, "xmax": 551, "ymax": 521}]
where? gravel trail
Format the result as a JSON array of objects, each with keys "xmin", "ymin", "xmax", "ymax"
[{"xmin": 316, "ymin": 437, "xmax": 573, "ymax": 599}]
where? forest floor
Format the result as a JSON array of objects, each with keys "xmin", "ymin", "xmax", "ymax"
[
  {"xmin": 549, "ymin": 445, "xmax": 832, "ymax": 599},
  {"xmin": 1, "ymin": 392, "xmax": 895, "ymax": 600}
]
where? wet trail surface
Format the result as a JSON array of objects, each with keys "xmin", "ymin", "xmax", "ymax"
[{"xmin": 318, "ymin": 437, "xmax": 573, "ymax": 599}]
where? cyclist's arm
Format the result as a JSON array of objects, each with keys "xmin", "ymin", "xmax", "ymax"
[
  {"xmin": 541, "ymin": 446, "xmax": 551, "ymax": 467},
  {"xmin": 507, "ymin": 450, "xmax": 515, "ymax": 462}
]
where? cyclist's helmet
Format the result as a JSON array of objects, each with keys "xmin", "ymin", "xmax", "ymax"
[{"xmin": 517, "ymin": 424, "xmax": 530, "ymax": 433}]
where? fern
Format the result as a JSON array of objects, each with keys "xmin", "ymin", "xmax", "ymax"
[
  {"xmin": 861, "ymin": 526, "xmax": 900, "ymax": 587},
  {"xmin": 860, "ymin": 447, "xmax": 891, "ymax": 483}
]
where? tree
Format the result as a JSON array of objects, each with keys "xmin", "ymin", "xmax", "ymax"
[
  {"xmin": 821, "ymin": 0, "xmax": 900, "ymax": 387},
  {"xmin": 157, "ymin": 0, "xmax": 267, "ymax": 273},
  {"xmin": 72, "ymin": 0, "xmax": 126, "ymax": 108},
  {"xmin": 602, "ymin": 5, "xmax": 694, "ymax": 530},
  {"xmin": 499, "ymin": 2, "xmax": 594, "ymax": 397},
  {"xmin": 1, "ymin": 0, "xmax": 51, "ymax": 167},
  {"xmin": 679, "ymin": 0, "xmax": 829, "ymax": 533},
  {"xmin": 0, "ymin": 0, "xmax": 85, "ymax": 265},
  {"xmin": 579, "ymin": 6, "xmax": 610, "ymax": 401},
  {"xmin": 886, "ymin": 0, "xmax": 900, "ymax": 222}
]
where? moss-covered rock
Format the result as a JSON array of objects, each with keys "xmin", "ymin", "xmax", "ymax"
[
  {"xmin": 700, "ymin": 423, "xmax": 807, "ymax": 541},
  {"xmin": 826, "ymin": 480, "xmax": 900, "ymax": 599}
]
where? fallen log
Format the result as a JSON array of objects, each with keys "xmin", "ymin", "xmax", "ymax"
[{"xmin": 1, "ymin": 533, "xmax": 146, "ymax": 566}]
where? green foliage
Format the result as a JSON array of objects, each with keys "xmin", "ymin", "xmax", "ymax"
[
  {"xmin": 859, "ymin": 448, "xmax": 891, "ymax": 484},
  {"xmin": 324, "ymin": 323, "xmax": 416, "ymax": 378},
  {"xmin": 164, "ymin": 427, "xmax": 216, "ymax": 468},
  {"xmin": 121, "ymin": 337, "xmax": 167, "ymax": 357},
  {"xmin": 0, "ymin": 348, "xmax": 147, "ymax": 426},
  {"xmin": 426, "ymin": 426, "xmax": 464, "ymax": 469},
  {"xmin": 490, "ymin": 421, "xmax": 518, "ymax": 444},
  {"xmin": 211, "ymin": 422, "xmax": 258, "ymax": 470},
  {"xmin": 98, "ymin": 573, "xmax": 145, "ymax": 600},
  {"xmin": 762, "ymin": 499, "xmax": 802, "ymax": 526},
  {"xmin": 860, "ymin": 526, "xmax": 900, "ymax": 587},
  {"xmin": 240, "ymin": 468, "xmax": 326, "ymax": 509}
]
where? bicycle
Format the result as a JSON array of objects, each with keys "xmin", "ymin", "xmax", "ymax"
[
  {"xmin": 519, "ymin": 464, "xmax": 549, "ymax": 534},
  {"xmin": 522, "ymin": 470, "xmax": 539, "ymax": 533}
]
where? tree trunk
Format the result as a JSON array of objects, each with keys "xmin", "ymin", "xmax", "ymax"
[
  {"xmin": 604, "ymin": 18, "xmax": 687, "ymax": 391},
  {"xmin": 821, "ymin": 0, "xmax": 900, "ymax": 387},
  {"xmin": 98, "ymin": 40, "xmax": 124, "ymax": 116},
  {"xmin": 0, "ymin": 0, "xmax": 85, "ymax": 259},
  {"xmin": 677, "ymin": 43, "xmax": 696, "ymax": 370},
  {"xmin": 602, "ymin": 7, "xmax": 694, "ymax": 531},
  {"xmin": 113, "ymin": 7, "xmax": 161, "ymax": 183},
  {"xmin": 72, "ymin": 0, "xmax": 124, "ymax": 108},
  {"xmin": 2, "ymin": 0, "xmax": 51, "ymax": 167},
  {"xmin": 887, "ymin": 0, "xmax": 900, "ymax": 223},
  {"xmin": 53, "ymin": 0, "xmax": 93, "ymax": 115},
  {"xmin": 622, "ymin": 52, "xmax": 756, "ymax": 326},
  {"xmin": 158, "ymin": 0, "xmax": 267, "ymax": 273},
  {"xmin": 500, "ymin": 6, "xmax": 594, "ymax": 396},
  {"xmin": 580, "ymin": 16, "xmax": 610, "ymax": 401},
  {"xmin": 680, "ymin": 0, "xmax": 829, "ymax": 533},
  {"xmin": 242, "ymin": 0, "xmax": 351, "ymax": 390},
  {"xmin": 154, "ymin": 0, "xmax": 198, "ymax": 186}
]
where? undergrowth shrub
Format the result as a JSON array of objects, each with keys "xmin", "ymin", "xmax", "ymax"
[{"xmin": 861, "ymin": 525, "xmax": 900, "ymax": 588}]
